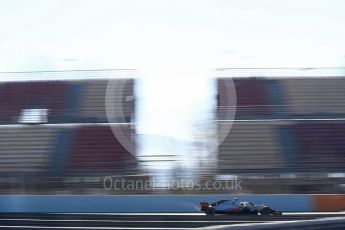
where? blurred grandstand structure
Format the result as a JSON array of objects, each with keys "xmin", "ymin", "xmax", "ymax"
[
  {"xmin": 0, "ymin": 70, "xmax": 137, "ymax": 194},
  {"xmin": 0, "ymin": 68, "xmax": 344, "ymax": 194},
  {"xmin": 217, "ymin": 68, "xmax": 345, "ymax": 194}
]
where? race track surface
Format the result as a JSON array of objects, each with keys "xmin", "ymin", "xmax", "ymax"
[{"xmin": 0, "ymin": 212, "xmax": 343, "ymax": 229}]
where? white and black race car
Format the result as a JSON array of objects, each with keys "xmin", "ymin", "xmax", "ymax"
[{"xmin": 200, "ymin": 198, "xmax": 282, "ymax": 216}]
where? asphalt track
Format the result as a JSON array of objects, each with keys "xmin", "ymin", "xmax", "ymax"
[{"xmin": 0, "ymin": 212, "xmax": 343, "ymax": 230}]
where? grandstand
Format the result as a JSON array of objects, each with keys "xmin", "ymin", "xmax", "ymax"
[
  {"xmin": 0, "ymin": 68, "xmax": 344, "ymax": 194},
  {"xmin": 0, "ymin": 125, "xmax": 58, "ymax": 173},
  {"xmin": 216, "ymin": 69, "xmax": 345, "ymax": 193},
  {"xmin": 218, "ymin": 78, "xmax": 272, "ymax": 117},
  {"xmin": 68, "ymin": 124, "xmax": 135, "ymax": 172},
  {"xmin": 281, "ymin": 78, "xmax": 345, "ymax": 115},
  {"xmin": 218, "ymin": 121, "xmax": 284, "ymax": 171},
  {"xmin": 75, "ymin": 79, "xmax": 134, "ymax": 123},
  {"xmin": 0, "ymin": 71, "xmax": 136, "ymax": 194},
  {"xmin": 293, "ymin": 121, "xmax": 345, "ymax": 170},
  {"xmin": 0, "ymin": 81, "xmax": 69, "ymax": 123}
]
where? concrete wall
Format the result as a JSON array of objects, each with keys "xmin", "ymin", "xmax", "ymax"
[
  {"xmin": 0, "ymin": 194, "xmax": 313, "ymax": 213},
  {"xmin": 313, "ymin": 194, "xmax": 345, "ymax": 211}
]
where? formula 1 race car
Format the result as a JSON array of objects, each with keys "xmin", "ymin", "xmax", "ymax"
[{"xmin": 200, "ymin": 198, "xmax": 282, "ymax": 216}]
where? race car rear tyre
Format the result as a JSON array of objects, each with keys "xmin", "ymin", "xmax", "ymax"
[
  {"xmin": 273, "ymin": 210, "xmax": 283, "ymax": 215},
  {"xmin": 205, "ymin": 207, "xmax": 215, "ymax": 216},
  {"xmin": 251, "ymin": 210, "xmax": 259, "ymax": 215},
  {"xmin": 260, "ymin": 207, "xmax": 271, "ymax": 215}
]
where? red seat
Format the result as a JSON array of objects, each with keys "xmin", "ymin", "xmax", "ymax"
[
  {"xmin": 0, "ymin": 81, "xmax": 68, "ymax": 122},
  {"xmin": 218, "ymin": 79, "xmax": 271, "ymax": 116},
  {"xmin": 295, "ymin": 122, "xmax": 345, "ymax": 169},
  {"xmin": 69, "ymin": 125, "xmax": 135, "ymax": 171}
]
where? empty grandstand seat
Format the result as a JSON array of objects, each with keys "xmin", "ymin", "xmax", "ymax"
[
  {"xmin": 218, "ymin": 121, "xmax": 284, "ymax": 171},
  {"xmin": 69, "ymin": 125, "xmax": 135, "ymax": 172},
  {"xmin": 0, "ymin": 81, "xmax": 68, "ymax": 123},
  {"xmin": 282, "ymin": 78, "xmax": 345, "ymax": 115},
  {"xmin": 76, "ymin": 79, "xmax": 134, "ymax": 122},
  {"xmin": 294, "ymin": 122, "xmax": 345, "ymax": 170},
  {"xmin": 0, "ymin": 126, "xmax": 58, "ymax": 173},
  {"xmin": 218, "ymin": 78, "xmax": 272, "ymax": 118},
  {"xmin": 234, "ymin": 79, "xmax": 272, "ymax": 115}
]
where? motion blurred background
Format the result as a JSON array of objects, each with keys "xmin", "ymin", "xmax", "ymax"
[{"xmin": 0, "ymin": 0, "xmax": 344, "ymax": 196}]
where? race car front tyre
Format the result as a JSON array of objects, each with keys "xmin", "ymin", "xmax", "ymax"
[
  {"xmin": 260, "ymin": 207, "xmax": 272, "ymax": 215},
  {"xmin": 205, "ymin": 207, "xmax": 215, "ymax": 216},
  {"xmin": 272, "ymin": 210, "xmax": 283, "ymax": 215}
]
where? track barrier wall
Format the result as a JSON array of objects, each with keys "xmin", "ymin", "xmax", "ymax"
[
  {"xmin": 313, "ymin": 194, "xmax": 345, "ymax": 212},
  {"xmin": 0, "ymin": 194, "xmax": 343, "ymax": 213},
  {"xmin": 0, "ymin": 194, "xmax": 321, "ymax": 213}
]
